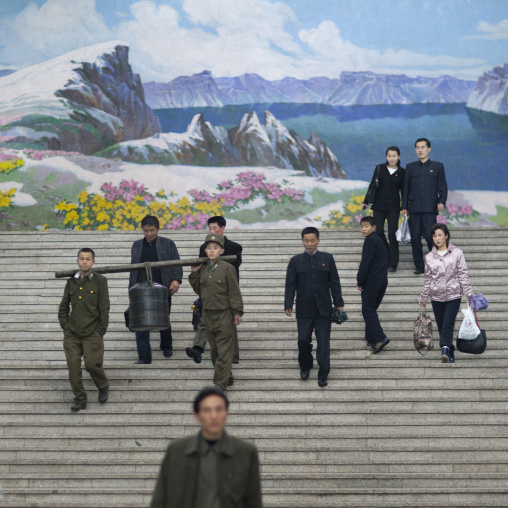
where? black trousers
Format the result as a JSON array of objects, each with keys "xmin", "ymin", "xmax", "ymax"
[
  {"xmin": 408, "ymin": 212, "xmax": 436, "ymax": 272},
  {"xmin": 361, "ymin": 284, "xmax": 387, "ymax": 345},
  {"xmin": 431, "ymin": 298, "xmax": 462, "ymax": 351},
  {"xmin": 373, "ymin": 210, "xmax": 400, "ymax": 269},
  {"xmin": 297, "ymin": 316, "xmax": 331, "ymax": 381},
  {"xmin": 135, "ymin": 294, "xmax": 172, "ymax": 362}
]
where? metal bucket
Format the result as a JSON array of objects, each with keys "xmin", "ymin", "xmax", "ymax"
[{"xmin": 128, "ymin": 281, "xmax": 169, "ymax": 331}]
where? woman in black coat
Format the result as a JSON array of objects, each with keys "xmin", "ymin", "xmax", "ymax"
[{"xmin": 363, "ymin": 146, "xmax": 405, "ymax": 272}]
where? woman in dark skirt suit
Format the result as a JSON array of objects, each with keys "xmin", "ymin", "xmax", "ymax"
[{"xmin": 363, "ymin": 146, "xmax": 405, "ymax": 272}]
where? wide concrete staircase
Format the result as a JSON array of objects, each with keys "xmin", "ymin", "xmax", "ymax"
[{"xmin": 0, "ymin": 228, "xmax": 507, "ymax": 507}]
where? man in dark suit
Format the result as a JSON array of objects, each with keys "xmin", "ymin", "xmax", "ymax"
[
  {"xmin": 186, "ymin": 216, "xmax": 243, "ymax": 365},
  {"xmin": 284, "ymin": 227, "xmax": 344, "ymax": 387},
  {"xmin": 402, "ymin": 138, "xmax": 448, "ymax": 274},
  {"xmin": 129, "ymin": 215, "xmax": 182, "ymax": 364},
  {"xmin": 150, "ymin": 386, "xmax": 263, "ymax": 508}
]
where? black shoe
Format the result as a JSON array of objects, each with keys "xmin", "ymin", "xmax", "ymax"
[
  {"xmin": 441, "ymin": 346, "xmax": 450, "ymax": 363},
  {"xmin": 71, "ymin": 403, "xmax": 86, "ymax": 412},
  {"xmin": 300, "ymin": 370, "xmax": 310, "ymax": 380},
  {"xmin": 414, "ymin": 270, "xmax": 424, "ymax": 275},
  {"xmin": 98, "ymin": 388, "xmax": 109, "ymax": 404},
  {"xmin": 228, "ymin": 378, "xmax": 234, "ymax": 387},
  {"xmin": 373, "ymin": 337, "xmax": 390, "ymax": 354},
  {"xmin": 163, "ymin": 350, "xmax": 173, "ymax": 358},
  {"xmin": 185, "ymin": 347, "xmax": 202, "ymax": 364},
  {"xmin": 448, "ymin": 349, "xmax": 455, "ymax": 363},
  {"xmin": 388, "ymin": 267, "xmax": 397, "ymax": 273},
  {"xmin": 134, "ymin": 360, "xmax": 151, "ymax": 364},
  {"xmin": 318, "ymin": 378, "xmax": 328, "ymax": 387},
  {"xmin": 233, "ymin": 358, "xmax": 240, "ymax": 364}
]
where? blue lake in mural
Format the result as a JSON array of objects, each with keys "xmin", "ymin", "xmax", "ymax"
[{"xmin": 155, "ymin": 104, "xmax": 508, "ymax": 191}]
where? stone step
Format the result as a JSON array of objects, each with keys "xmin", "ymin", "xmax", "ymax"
[
  {"xmin": 1, "ymin": 228, "xmax": 507, "ymax": 508},
  {"xmin": 2, "ymin": 487, "xmax": 508, "ymax": 508}
]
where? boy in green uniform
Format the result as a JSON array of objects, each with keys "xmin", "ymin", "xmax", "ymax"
[
  {"xmin": 58, "ymin": 248, "xmax": 110, "ymax": 412},
  {"xmin": 189, "ymin": 234, "xmax": 243, "ymax": 390}
]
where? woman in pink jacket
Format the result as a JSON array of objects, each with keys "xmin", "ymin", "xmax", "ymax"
[{"xmin": 419, "ymin": 224, "xmax": 473, "ymax": 363}]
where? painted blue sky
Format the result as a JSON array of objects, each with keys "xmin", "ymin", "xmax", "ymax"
[{"xmin": 1, "ymin": 0, "xmax": 507, "ymax": 81}]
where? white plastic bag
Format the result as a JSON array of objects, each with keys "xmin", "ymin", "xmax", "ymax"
[
  {"xmin": 396, "ymin": 216, "xmax": 411, "ymax": 244},
  {"xmin": 458, "ymin": 305, "xmax": 481, "ymax": 340}
]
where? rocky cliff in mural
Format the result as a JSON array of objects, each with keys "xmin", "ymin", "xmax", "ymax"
[
  {"xmin": 144, "ymin": 70, "xmax": 476, "ymax": 108},
  {"xmin": 100, "ymin": 110, "xmax": 346, "ymax": 179},
  {"xmin": 467, "ymin": 63, "xmax": 508, "ymax": 115},
  {"xmin": 0, "ymin": 42, "xmax": 160, "ymax": 153}
]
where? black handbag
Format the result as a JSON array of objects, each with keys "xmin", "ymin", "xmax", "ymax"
[
  {"xmin": 457, "ymin": 308, "xmax": 487, "ymax": 354},
  {"xmin": 364, "ymin": 165, "xmax": 381, "ymax": 205}
]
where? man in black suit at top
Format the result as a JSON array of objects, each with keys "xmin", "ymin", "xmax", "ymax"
[
  {"xmin": 284, "ymin": 227, "xmax": 344, "ymax": 387},
  {"xmin": 186, "ymin": 216, "xmax": 243, "ymax": 365},
  {"xmin": 402, "ymin": 138, "xmax": 448, "ymax": 274}
]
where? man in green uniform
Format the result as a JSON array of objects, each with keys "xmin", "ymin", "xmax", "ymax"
[
  {"xmin": 150, "ymin": 386, "xmax": 263, "ymax": 508},
  {"xmin": 58, "ymin": 248, "xmax": 110, "ymax": 412},
  {"xmin": 189, "ymin": 234, "xmax": 243, "ymax": 391}
]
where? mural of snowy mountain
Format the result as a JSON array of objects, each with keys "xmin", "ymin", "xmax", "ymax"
[
  {"xmin": 143, "ymin": 70, "xmax": 476, "ymax": 108},
  {"xmin": 0, "ymin": 42, "xmax": 160, "ymax": 154},
  {"xmin": 99, "ymin": 110, "xmax": 346, "ymax": 179},
  {"xmin": 144, "ymin": 71, "xmax": 223, "ymax": 109},
  {"xmin": 327, "ymin": 72, "xmax": 476, "ymax": 106},
  {"xmin": 467, "ymin": 63, "xmax": 508, "ymax": 115}
]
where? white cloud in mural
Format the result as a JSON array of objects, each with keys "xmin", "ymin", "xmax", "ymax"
[
  {"xmin": 471, "ymin": 18, "xmax": 508, "ymax": 40},
  {"xmin": 0, "ymin": 0, "xmax": 490, "ymax": 81},
  {"xmin": 115, "ymin": 1, "xmax": 486, "ymax": 81},
  {"xmin": 298, "ymin": 20, "xmax": 485, "ymax": 76},
  {"xmin": 113, "ymin": 0, "xmax": 303, "ymax": 81},
  {"xmin": 0, "ymin": 0, "xmax": 110, "ymax": 68},
  {"xmin": 183, "ymin": 0, "xmax": 300, "ymax": 53}
]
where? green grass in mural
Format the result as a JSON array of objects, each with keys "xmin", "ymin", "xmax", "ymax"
[
  {"xmin": 228, "ymin": 187, "xmax": 353, "ymax": 223},
  {"xmin": 489, "ymin": 206, "xmax": 508, "ymax": 227},
  {"xmin": 0, "ymin": 167, "xmax": 88, "ymax": 230}
]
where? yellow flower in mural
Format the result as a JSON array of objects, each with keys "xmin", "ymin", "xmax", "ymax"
[
  {"xmin": 317, "ymin": 194, "xmax": 369, "ymax": 229},
  {"xmin": 78, "ymin": 191, "xmax": 89, "ymax": 204},
  {"xmin": 0, "ymin": 187, "xmax": 16, "ymax": 209},
  {"xmin": 0, "ymin": 158, "xmax": 24, "ymax": 175},
  {"xmin": 54, "ymin": 180, "xmax": 230, "ymax": 231},
  {"xmin": 64, "ymin": 210, "xmax": 79, "ymax": 225}
]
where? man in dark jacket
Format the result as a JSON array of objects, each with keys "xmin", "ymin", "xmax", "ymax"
[
  {"xmin": 284, "ymin": 227, "xmax": 344, "ymax": 387},
  {"xmin": 357, "ymin": 216, "xmax": 390, "ymax": 354},
  {"xmin": 402, "ymin": 138, "xmax": 448, "ymax": 274},
  {"xmin": 129, "ymin": 215, "xmax": 182, "ymax": 364},
  {"xmin": 150, "ymin": 386, "xmax": 263, "ymax": 508},
  {"xmin": 186, "ymin": 216, "xmax": 243, "ymax": 365}
]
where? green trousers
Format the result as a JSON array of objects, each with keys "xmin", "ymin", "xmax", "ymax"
[
  {"xmin": 204, "ymin": 309, "xmax": 235, "ymax": 390},
  {"xmin": 193, "ymin": 310, "xmax": 240, "ymax": 361},
  {"xmin": 63, "ymin": 330, "xmax": 109, "ymax": 404}
]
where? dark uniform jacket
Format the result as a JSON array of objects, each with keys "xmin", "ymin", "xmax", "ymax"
[
  {"xmin": 284, "ymin": 250, "xmax": 343, "ymax": 319},
  {"xmin": 129, "ymin": 236, "xmax": 182, "ymax": 289},
  {"xmin": 199, "ymin": 235, "xmax": 242, "ymax": 281},
  {"xmin": 189, "ymin": 259, "xmax": 243, "ymax": 316},
  {"xmin": 365, "ymin": 164, "xmax": 405, "ymax": 213},
  {"xmin": 150, "ymin": 431, "xmax": 263, "ymax": 508},
  {"xmin": 357, "ymin": 232, "xmax": 389, "ymax": 288},
  {"xmin": 402, "ymin": 159, "xmax": 448, "ymax": 214},
  {"xmin": 58, "ymin": 272, "xmax": 110, "ymax": 338}
]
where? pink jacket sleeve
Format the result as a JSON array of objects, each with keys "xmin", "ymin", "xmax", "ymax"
[
  {"xmin": 456, "ymin": 250, "xmax": 473, "ymax": 297},
  {"xmin": 420, "ymin": 258, "xmax": 431, "ymax": 304}
]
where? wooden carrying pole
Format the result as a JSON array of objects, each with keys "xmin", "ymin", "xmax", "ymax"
[{"xmin": 54, "ymin": 255, "xmax": 238, "ymax": 279}]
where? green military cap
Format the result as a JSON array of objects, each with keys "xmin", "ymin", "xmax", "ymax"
[{"xmin": 204, "ymin": 234, "xmax": 225, "ymax": 248}]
